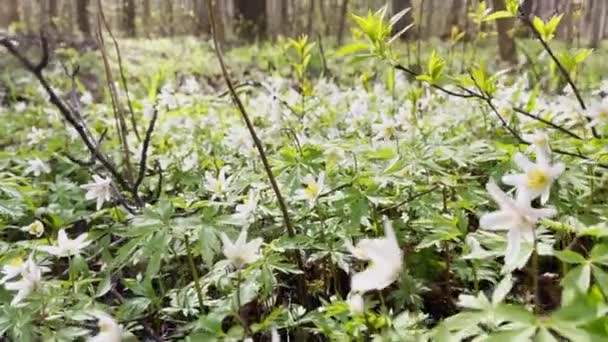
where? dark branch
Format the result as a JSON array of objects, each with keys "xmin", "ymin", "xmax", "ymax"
[
  {"xmin": 133, "ymin": 107, "xmax": 159, "ymax": 195},
  {"xmin": 518, "ymin": 11, "xmax": 600, "ymax": 139}
]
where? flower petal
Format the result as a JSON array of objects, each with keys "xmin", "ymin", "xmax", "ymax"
[
  {"xmin": 504, "ymin": 228, "xmax": 522, "ymax": 267},
  {"xmin": 513, "ymin": 153, "xmax": 535, "ymax": 172},
  {"xmin": 480, "ymin": 211, "xmax": 512, "ymax": 231}
]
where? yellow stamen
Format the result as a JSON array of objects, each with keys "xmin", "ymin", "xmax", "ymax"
[{"xmin": 527, "ymin": 168, "xmax": 549, "ymax": 190}]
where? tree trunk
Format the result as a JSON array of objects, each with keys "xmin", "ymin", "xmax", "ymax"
[
  {"xmin": 0, "ymin": 1, "xmax": 19, "ymax": 28},
  {"xmin": 48, "ymin": 0, "xmax": 59, "ymax": 30},
  {"xmin": 234, "ymin": 0, "xmax": 266, "ymax": 41},
  {"xmin": 392, "ymin": 0, "xmax": 414, "ymax": 40},
  {"xmin": 266, "ymin": 0, "xmax": 282, "ymax": 39},
  {"xmin": 142, "ymin": 0, "xmax": 151, "ymax": 34},
  {"xmin": 306, "ymin": 0, "xmax": 315, "ymax": 36},
  {"xmin": 122, "ymin": 0, "xmax": 136, "ymax": 37},
  {"xmin": 590, "ymin": 0, "xmax": 606, "ymax": 47},
  {"xmin": 447, "ymin": 0, "xmax": 464, "ymax": 31},
  {"xmin": 337, "ymin": 0, "xmax": 350, "ymax": 45},
  {"xmin": 491, "ymin": 0, "xmax": 518, "ymax": 65},
  {"xmin": 425, "ymin": 0, "xmax": 435, "ymax": 38},
  {"xmin": 196, "ymin": 0, "xmax": 210, "ymax": 35},
  {"xmin": 280, "ymin": 0, "xmax": 290, "ymax": 36},
  {"xmin": 77, "ymin": 0, "xmax": 91, "ymax": 37}
]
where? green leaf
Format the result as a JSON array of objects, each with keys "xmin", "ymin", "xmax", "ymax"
[
  {"xmin": 483, "ymin": 10, "xmax": 514, "ymax": 22},
  {"xmin": 590, "ymin": 244, "xmax": 608, "ymax": 266},
  {"xmin": 562, "ymin": 264, "xmax": 591, "ymax": 293},
  {"xmin": 95, "ymin": 274, "xmax": 113, "ymax": 298},
  {"xmin": 535, "ymin": 328, "xmax": 558, "ymax": 342},
  {"xmin": 591, "ymin": 265, "xmax": 608, "ymax": 298},
  {"xmin": 555, "ymin": 250, "xmax": 587, "ymax": 264},
  {"xmin": 335, "ymin": 43, "xmax": 370, "ymax": 57}
]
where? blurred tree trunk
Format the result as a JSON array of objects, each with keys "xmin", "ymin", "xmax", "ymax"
[
  {"xmin": 425, "ymin": 0, "xmax": 435, "ymax": 38},
  {"xmin": 392, "ymin": 0, "xmax": 414, "ymax": 40},
  {"xmin": 142, "ymin": 0, "xmax": 151, "ymax": 35},
  {"xmin": 166, "ymin": 1, "xmax": 174, "ymax": 36},
  {"xmin": 77, "ymin": 0, "xmax": 91, "ymax": 37},
  {"xmin": 337, "ymin": 0, "xmax": 349, "ymax": 45},
  {"xmin": 122, "ymin": 0, "xmax": 136, "ymax": 36},
  {"xmin": 491, "ymin": 0, "xmax": 517, "ymax": 65},
  {"xmin": 196, "ymin": 0, "xmax": 210, "ymax": 35},
  {"xmin": 447, "ymin": 0, "xmax": 464, "ymax": 31},
  {"xmin": 266, "ymin": 0, "xmax": 281, "ymax": 39},
  {"xmin": 0, "ymin": 1, "xmax": 20, "ymax": 28},
  {"xmin": 280, "ymin": 0, "xmax": 289, "ymax": 36},
  {"xmin": 48, "ymin": 0, "xmax": 59, "ymax": 29},
  {"xmin": 590, "ymin": 0, "xmax": 606, "ymax": 47},
  {"xmin": 306, "ymin": 0, "xmax": 316, "ymax": 36},
  {"xmin": 234, "ymin": 0, "xmax": 266, "ymax": 41}
]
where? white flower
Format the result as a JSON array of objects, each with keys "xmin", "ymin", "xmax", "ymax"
[
  {"xmin": 80, "ymin": 92, "xmax": 94, "ymax": 106},
  {"xmin": 24, "ymin": 158, "xmax": 51, "ymax": 176},
  {"xmin": 38, "ymin": 229, "xmax": 91, "ymax": 257},
  {"xmin": 21, "ymin": 220, "xmax": 45, "ymax": 237},
  {"xmin": 346, "ymin": 219, "xmax": 403, "ymax": 293},
  {"xmin": 232, "ymin": 191, "xmax": 258, "ymax": 224},
  {"xmin": 220, "ymin": 227, "xmax": 263, "ymax": 268},
  {"xmin": 26, "ymin": 127, "xmax": 46, "ymax": 145},
  {"xmin": 347, "ymin": 292, "xmax": 365, "ymax": 315},
  {"xmin": 4, "ymin": 258, "xmax": 44, "ymax": 306},
  {"xmin": 502, "ymin": 152, "xmax": 564, "ymax": 204},
  {"xmin": 295, "ymin": 172, "xmax": 325, "ymax": 206},
  {"xmin": 181, "ymin": 77, "xmax": 201, "ymax": 94},
  {"xmin": 479, "ymin": 181, "xmax": 557, "ymax": 267},
  {"xmin": 88, "ymin": 312, "xmax": 122, "ymax": 342},
  {"xmin": 522, "ymin": 130, "xmax": 551, "ymax": 161},
  {"xmin": 271, "ymin": 328, "xmax": 281, "ymax": 342},
  {"xmin": 372, "ymin": 115, "xmax": 400, "ymax": 141},
  {"xmin": 158, "ymin": 85, "xmax": 178, "ymax": 110},
  {"xmin": 0, "ymin": 257, "xmax": 26, "ymax": 284},
  {"xmin": 81, "ymin": 175, "xmax": 112, "ymax": 210},
  {"xmin": 584, "ymin": 100, "xmax": 608, "ymax": 128},
  {"xmin": 14, "ymin": 102, "xmax": 27, "ymax": 113},
  {"xmin": 204, "ymin": 167, "xmax": 231, "ymax": 199}
]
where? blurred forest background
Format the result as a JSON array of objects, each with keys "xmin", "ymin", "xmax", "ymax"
[{"xmin": 1, "ymin": 0, "xmax": 607, "ymax": 51}]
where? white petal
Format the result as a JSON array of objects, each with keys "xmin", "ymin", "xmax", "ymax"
[
  {"xmin": 480, "ymin": 211, "xmax": 512, "ymax": 231},
  {"xmin": 540, "ymin": 188, "xmax": 550, "ymax": 205},
  {"xmin": 504, "ymin": 228, "xmax": 522, "ymax": 267},
  {"xmin": 351, "ymin": 265, "xmax": 395, "ymax": 292},
  {"xmin": 485, "ymin": 181, "xmax": 513, "ymax": 209},
  {"xmin": 58, "ymin": 229, "xmax": 69, "ymax": 246},
  {"xmin": 532, "ymin": 207, "xmax": 557, "ymax": 220},
  {"xmin": 513, "ymin": 153, "xmax": 535, "ymax": 172},
  {"xmin": 501, "ymin": 174, "xmax": 526, "ymax": 187},
  {"xmin": 236, "ymin": 228, "xmax": 248, "ymax": 246},
  {"xmin": 550, "ymin": 162, "xmax": 565, "ymax": 178}
]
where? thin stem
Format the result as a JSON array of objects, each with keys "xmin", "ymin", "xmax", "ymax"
[
  {"xmin": 531, "ymin": 230, "xmax": 540, "ymax": 314},
  {"xmin": 206, "ymin": 0, "xmax": 309, "ymax": 306},
  {"xmin": 184, "ymin": 235, "xmax": 204, "ymax": 310},
  {"xmin": 518, "ymin": 14, "xmax": 600, "ymax": 139},
  {"xmin": 235, "ymin": 269, "xmax": 252, "ymax": 336}
]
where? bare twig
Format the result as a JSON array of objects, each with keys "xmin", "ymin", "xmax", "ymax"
[
  {"xmin": 133, "ymin": 106, "xmax": 159, "ymax": 195},
  {"xmin": 393, "ymin": 63, "xmax": 477, "ymax": 99},
  {"xmin": 0, "ymin": 35, "xmax": 138, "ymax": 194},
  {"xmin": 517, "ymin": 6, "xmax": 599, "ymax": 139},
  {"xmin": 206, "ymin": 0, "xmax": 308, "ymax": 304},
  {"xmin": 380, "ymin": 185, "xmax": 439, "ymax": 214},
  {"xmin": 94, "ymin": 18, "xmax": 136, "ymax": 185},
  {"xmin": 512, "ymin": 107, "xmax": 583, "ymax": 140},
  {"xmin": 96, "ymin": 0, "xmax": 141, "ymax": 141}
]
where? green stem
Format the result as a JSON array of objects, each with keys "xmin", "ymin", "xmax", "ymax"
[
  {"xmin": 68, "ymin": 254, "xmax": 76, "ymax": 294},
  {"xmin": 184, "ymin": 235, "xmax": 204, "ymax": 310},
  {"xmin": 531, "ymin": 231, "xmax": 540, "ymax": 314}
]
